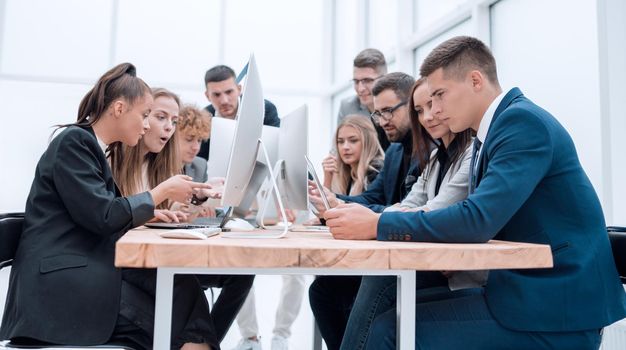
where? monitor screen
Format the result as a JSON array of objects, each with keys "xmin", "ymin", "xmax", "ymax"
[{"xmin": 221, "ymin": 54, "xmax": 265, "ymax": 207}]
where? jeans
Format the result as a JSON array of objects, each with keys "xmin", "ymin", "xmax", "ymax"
[
  {"xmin": 340, "ymin": 272, "xmax": 448, "ymax": 350},
  {"xmin": 366, "ymin": 287, "xmax": 602, "ymax": 350}
]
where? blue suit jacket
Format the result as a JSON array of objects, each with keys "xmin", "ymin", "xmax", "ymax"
[
  {"xmin": 338, "ymin": 143, "xmax": 419, "ymax": 213},
  {"xmin": 378, "ymin": 88, "xmax": 626, "ymax": 332}
]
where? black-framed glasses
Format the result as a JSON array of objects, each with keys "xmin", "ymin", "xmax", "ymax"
[
  {"xmin": 370, "ymin": 100, "xmax": 407, "ymax": 123},
  {"xmin": 352, "ymin": 76, "xmax": 381, "ymax": 87}
]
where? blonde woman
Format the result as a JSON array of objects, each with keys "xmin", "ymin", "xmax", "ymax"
[
  {"xmin": 323, "ymin": 115, "xmax": 384, "ymax": 196},
  {"xmin": 112, "ymin": 87, "xmax": 187, "ymax": 222}
]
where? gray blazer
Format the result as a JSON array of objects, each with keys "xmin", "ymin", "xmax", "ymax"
[
  {"xmin": 398, "ymin": 141, "xmax": 472, "ymax": 211},
  {"xmin": 337, "ymin": 95, "xmax": 370, "ymax": 124},
  {"xmin": 183, "ymin": 156, "xmax": 208, "ymax": 183}
]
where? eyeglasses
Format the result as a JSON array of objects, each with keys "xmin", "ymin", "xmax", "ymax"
[
  {"xmin": 370, "ymin": 100, "xmax": 407, "ymax": 123},
  {"xmin": 352, "ymin": 76, "xmax": 380, "ymax": 87}
]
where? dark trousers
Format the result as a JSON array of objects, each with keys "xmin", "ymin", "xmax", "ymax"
[
  {"xmin": 197, "ymin": 275, "xmax": 255, "ymax": 342},
  {"xmin": 112, "ymin": 269, "xmax": 221, "ymax": 350},
  {"xmin": 309, "ymin": 272, "xmax": 449, "ymax": 350},
  {"xmin": 309, "ymin": 276, "xmax": 362, "ymax": 350},
  {"xmin": 367, "ymin": 287, "xmax": 603, "ymax": 350}
]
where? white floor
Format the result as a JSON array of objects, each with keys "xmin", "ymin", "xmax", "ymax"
[{"xmin": 0, "ymin": 268, "xmax": 321, "ymax": 350}]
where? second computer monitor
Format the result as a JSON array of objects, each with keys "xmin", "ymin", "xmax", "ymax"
[{"xmin": 277, "ymin": 105, "xmax": 308, "ymax": 210}]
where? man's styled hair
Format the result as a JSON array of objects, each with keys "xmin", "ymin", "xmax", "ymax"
[
  {"xmin": 372, "ymin": 72, "xmax": 415, "ymax": 101},
  {"xmin": 204, "ymin": 65, "xmax": 236, "ymax": 85},
  {"xmin": 354, "ymin": 48, "xmax": 388, "ymax": 75},
  {"xmin": 419, "ymin": 36, "xmax": 500, "ymax": 86}
]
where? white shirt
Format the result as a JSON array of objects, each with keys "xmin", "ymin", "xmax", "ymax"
[
  {"xmin": 95, "ymin": 134, "xmax": 108, "ymax": 155},
  {"xmin": 474, "ymin": 89, "xmax": 507, "ymax": 168}
]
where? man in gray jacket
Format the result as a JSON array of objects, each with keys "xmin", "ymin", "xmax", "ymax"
[{"xmin": 337, "ymin": 48, "xmax": 390, "ymax": 150}]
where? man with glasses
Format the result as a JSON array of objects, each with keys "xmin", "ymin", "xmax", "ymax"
[
  {"xmin": 337, "ymin": 48, "xmax": 390, "ymax": 151},
  {"xmin": 309, "ymin": 72, "xmax": 420, "ymax": 350}
]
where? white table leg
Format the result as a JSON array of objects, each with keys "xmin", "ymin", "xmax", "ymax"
[
  {"xmin": 396, "ymin": 271, "xmax": 416, "ymax": 350},
  {"xmin": 154, "ymin": 267, "xmax": 174, "ymax": 350},
  {"xmin": 312, "ymin": 320, "xmax": 323, "ymax": 350}
]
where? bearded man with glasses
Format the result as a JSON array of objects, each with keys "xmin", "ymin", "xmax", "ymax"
[{"xmin": 309, "ymin": 72, "xmax": 426, "ymax": 350}]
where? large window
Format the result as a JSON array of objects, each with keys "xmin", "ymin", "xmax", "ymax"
[
  {"xmin": 413, "ymin": 0, "xmax": 468, "ymax": 32},
  {"xmin": 115, "ymin": 0, "xmax": 222, "ymax": 88},
  {"xmin": 413, "ymin": 19, "xmax": 472, "ymax": 73},
  {"xmin": 1, "ymin": 0, "xmax": 112, "ymax": 80},
  {"xmin": 490, "ymin": 0, "xmax": 604, "ymax": 200}
]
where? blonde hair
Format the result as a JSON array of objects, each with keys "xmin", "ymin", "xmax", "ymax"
[
  {"xmin": 332, "ymin": 115, "xmax": 384, "ymax": 196},
  {"xmin": 177, "ymin": 105, "xmax": 212, "ymax": 140},
  {"xmin": 112, "ymin": 88, "xmax": 181, "ymax": 209}
]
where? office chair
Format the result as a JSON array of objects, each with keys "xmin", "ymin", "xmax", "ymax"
[
  {"xmin": 608, "ymin": 226, "xmax": 626, "ymax": 284},
  {"xmin": 0, "ymin": 213, "xmax": 136, "ymax": 350}
]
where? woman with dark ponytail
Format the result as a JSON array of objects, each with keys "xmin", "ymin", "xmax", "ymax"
[{"xmin": 0, "ymin": 63, "xmax": 219, "ymax": 350}]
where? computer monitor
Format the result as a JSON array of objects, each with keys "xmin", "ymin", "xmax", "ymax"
[
  {"xmin": 276, "ymin": 105, "xmax": 308, "ymax": 210},
  {"xmin": 207, "ymin": 118, "xmax": 279, "ymax": 179},
  {"xmin": 221, "ymin": 54, "xmax": 265, "ymax": 207}
]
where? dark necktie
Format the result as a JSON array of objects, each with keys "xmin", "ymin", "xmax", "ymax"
[{"xmin": 469, "ymin": 139, "xmax": 483, "ymax": 194}]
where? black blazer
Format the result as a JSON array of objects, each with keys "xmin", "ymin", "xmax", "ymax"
[
  {"xmin": 198, "ymin": 99, "xmax": 280, "ymax": 160},
  {"xmin": 0, "ymin": 126, "xmax": 154, "ymax": 345}
]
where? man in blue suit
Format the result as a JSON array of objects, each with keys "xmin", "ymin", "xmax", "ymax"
[{"xmin": 324, "ymin": 36, "xmax": 626, "ymax": 349}]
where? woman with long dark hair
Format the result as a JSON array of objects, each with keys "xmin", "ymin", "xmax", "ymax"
[{"xmin": 0, "ymin": 63, "xmax": 219, "ymax": 350}]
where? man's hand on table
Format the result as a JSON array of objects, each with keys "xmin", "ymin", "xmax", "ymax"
[{"xmin": 323, "ymin": 203, "xmax": 380, "ymax": 240}]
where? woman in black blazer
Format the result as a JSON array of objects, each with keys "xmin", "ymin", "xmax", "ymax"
[{"xmin": 0, "ymin": 63, "xmax": 218, "ymax": 350}]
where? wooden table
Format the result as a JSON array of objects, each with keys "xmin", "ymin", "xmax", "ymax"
[{"xmin": 115, "ymin": 228, "xmax": 553, "ymax": 350}]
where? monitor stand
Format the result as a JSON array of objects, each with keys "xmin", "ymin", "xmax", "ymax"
[{"xmin": 221, "ymin": 139, "xmax": 289, "ymax": 239}]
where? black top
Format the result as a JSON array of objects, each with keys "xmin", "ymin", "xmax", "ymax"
[
  {"xmin": 433, "ymin": 137, "xmax": 461, "ymax": 196},
  {"xmin": 198, "ymin": 99, "xmax": 281, "ymax": 160}
]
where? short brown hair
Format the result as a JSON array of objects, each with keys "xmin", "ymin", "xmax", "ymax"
[
  {"xmin": 371, "ymin": 72, "xmax": 415, "ymax": 101},
  {"xmin": 354, "ymin": 48, "xmax": 387, "ymax": 75},
  {"xmin": 178, "ymin": 105, "xmax": 212, "ymax": 140},
  {"xmin": 419, "ymin": 36, "xmax": 499, "ymax": 86}
]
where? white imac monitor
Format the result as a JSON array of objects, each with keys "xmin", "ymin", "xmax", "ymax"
[
  {"xmin": 276, "ymin": 105, "xmax": 308, "ymax": 210},
  {"xmin": 221, "ymin": 54, "xmax": 265, "ymax": 207},
  {"xmin": 207, "ymin": 118, "xmax": 279, "ymax": 179}
]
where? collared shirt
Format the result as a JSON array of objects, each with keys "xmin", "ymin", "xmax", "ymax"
[
  {"xmin": 474, "ymin": 89, "xmax": 507, "ymax": 170},
  {"xmin": 95, "ymin": 134, "xmax": 108, "ymax": 156}
]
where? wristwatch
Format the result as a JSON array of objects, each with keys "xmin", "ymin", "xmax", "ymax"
[{"xmin": 190, "ymin": 194, "xmax": 208, "ymax": 206}]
